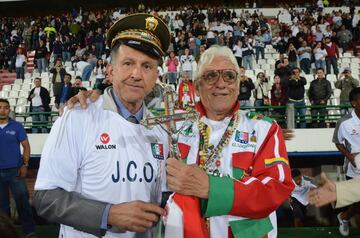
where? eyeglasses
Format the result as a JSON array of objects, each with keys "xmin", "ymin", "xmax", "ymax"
[{"xmin": 201, "ymin": 69, "xmax": 238, "ymax": 85}]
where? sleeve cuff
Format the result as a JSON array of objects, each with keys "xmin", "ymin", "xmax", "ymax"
[
  {"xmin": 100, "ymin": 204, "xmax": 112, "ymax": 230},
  {"xmin": 202, "ymin": 175, "xmax": 234, "ymax": 217}
]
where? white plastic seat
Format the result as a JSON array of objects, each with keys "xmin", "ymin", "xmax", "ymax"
[
  {"xmin": 16, "ymin": 97, "xmax": 28, "ymax": 105},
  {"xmin": 326, "ymin": 74, "xmax": 337, "ymax": 83},
  {"xmin": 15, "ymin": 105, "xmax": 27, "ymax": 114},
  {"xmin": 9, "ymin": 91, "xmax": 19, "ymax": 98},
  {"xmin": 0, "ymin": 91, "xmax": 9, "ymax": 98},
  {"xmin": 304, "ymin": 74, "xmax": 314, "ymax": 82},
  {"xmin": 14, "ymin": 79, "xmax": 23, "ymax": 85},
  {"xmin": 12, "ymin": 84, "xmax": 21, "ymax": 91},
  {"xmin": 2, "ymin": 85, "xmax": 11, "ymax": 91},
  {"xmin": 8, "ymin": 98, "xmax": 16, "ymax": 106}
]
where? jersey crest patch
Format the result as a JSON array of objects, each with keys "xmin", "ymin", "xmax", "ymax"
[
  {"xmin": 151, "ymin": 143, "xmax": 164, "ymax": 160},
  {"xmin": 235, "ymin": 130, "xmax": 249, "ymax": 144}
]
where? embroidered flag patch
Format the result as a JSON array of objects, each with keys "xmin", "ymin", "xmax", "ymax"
[
  {"xmin": 264, "ymin": 157, "xmax": 289, "ymax": 167},
  {"xmin": 151, "ymin": 143, "xmax": 164, "ymax": 160},
  {"xmin": 235, "ymin": 130, "xmax": 249, "ymax": 144}
]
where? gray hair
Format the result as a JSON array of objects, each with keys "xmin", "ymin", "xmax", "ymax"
[{"xmin": 195, "ymin": 45, "xmax": 240, "ymax": 82}]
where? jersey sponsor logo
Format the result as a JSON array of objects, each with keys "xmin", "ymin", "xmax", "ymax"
[
  {"xmin": 100, "ymin": 133, "xmax": 110, "ymax": 144},
  {"xmin": 351, "ymin": 129, "xmax": 359, "ymax": 135},
  {"xmin": 151, "ymin": 143, "xmax": 164, "ymax": 160},
  {"xmin": 235, "ymin": 130, "xmax": 249, "ymax": 144},
  {"xmin": 96, "ymin": 133, "xmax": 116, "ymax": 150},
  {"xmin": 112, "ymin": 160, "xmax": 156, "ymax": 183},
  {"xmin": 5, "ymin": 130, "xmax": 16, "ymax": 135}
]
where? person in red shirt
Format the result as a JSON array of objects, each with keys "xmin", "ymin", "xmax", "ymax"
[
  {"xmin": 177, "ymin": 71, "xmax": 195, "ymax": 109},
  {"xmin": 324, "ymin": 36, "xmax": 339, "ymax": 75}
]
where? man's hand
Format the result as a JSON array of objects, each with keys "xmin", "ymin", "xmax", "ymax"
[
  {"xmin": 348, "ymin": 153, "xmax": 357, "ymax": 167},
  {"xmin": 308, "ymin": 173, "xmax": 337, "ymax": 207},
  {"xmin": 108, "ymin": 201, "xmax": 164, "ymax": 233},
  {"xmin": 282, "ymin": 129, "xmax": 294, "ymax": 141},
  {"xmin": 63, "ymin": 90, "xmax": 101, "ymax": 115},
  {"xmin": 166, "ymin": 157, "xmax": 209, "ymax": 199},
  {"xmin": 18, "ymin": 165, "xmax": 28, "ymax": 178}
]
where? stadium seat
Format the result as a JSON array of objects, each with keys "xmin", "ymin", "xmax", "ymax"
[
  {"xmin": 8, "ymin": 98, "xmax": 16, "ymax": 106},
  {"xmin": 326, "ymin": 74, "xmax": 337, "ymax": 82},
  {"xmin": 343, "ymin": 52, "xmax": 353, "ymax": 58},
  {"xmin": 21, "ymin": 84, "xmax": 31, "ymax": 91},
  {"xmin": 245, "ymin": 70, "xmax": 255, "ymax": 79},
  {"xmin": 14, "ymin": 79, "xmax": 23, "ymax": 85},
  {"xmin": 9, "ymin": 91, "xmax": 19, "ymax": 98},
  {"xmin": 15, "ymin": 105, "xmax": 27, "ymax": 114},
  {"xmin": 304, "ymin": 74, "xmax": 314, "ymax": 82},
  {"xmin": 17, "ymin": 97, "xmax": 28, "ymax": 105},
  {"xmin": 2, "ymin": 85, "xmax": 11, "ymax": 91},
  {"xmin": 0, "ymin": 91, "xmax": 9, "ymax": 98},
  {"xmin": 12, "ymin": 84, "xmax": 21, "ymax": 91}
]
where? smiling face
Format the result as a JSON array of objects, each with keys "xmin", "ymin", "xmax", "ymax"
[
  {"xmin": 195, "ymin": 55, "xmax": 239, "ymax": 121},
  {"xmin": 108, "ymin": 44, "xmax": 159, "ymax": 112}
]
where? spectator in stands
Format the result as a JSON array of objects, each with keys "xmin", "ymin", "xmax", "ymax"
[
  {"xmin": 271, "ymin": 75, "xmax": 288, "ymax": 125},
  {"xmin": 178, "ymin": 71, "xmax": 195, "ymax": 109},
  {"xmin": 15, "ymin": 48, "xmax": 26, "ymax": 80},
  {"xmin": 27, "ymin": 77, "xmax": 51, "ymax": 133},
  {"xmin": 332, "ymin": 87, "xmax": 360, "ymax": 236},
  {"xmin": 335, "ymin": 67, "xmax": 359, "ymax": 114},
  {"xmin": 288, "ymin": 67, "xmax": 307, "ymax": 128},
  {"xmin": 0, "ymin": 43, "xmax": 6, "ymax": 70},
  {"xmin": 61, "ymin": 35, "xmax": 72, "ymax": 63},
  {"xmin": 313, "ymin": 41, "xmax": 327, "ymax": 70},
  {"xmin": 324, "ymin": 36, "xmax": 339, "ymax": 75},
  {"xmin": 308, "ymin": 68, "xmax": 332, "ymax": 128},
  {"xmin": 165, "ymin": 51, "xmax": 179, "ymax": 89},
  {"xmin": 254, "ymin": 72, "xmax": 271, "ymax": 115},
  {"xmin": 275, "ymin": 55, "xmax": 292, "ymax": 87},
  {"xmin": 232, "ymin": 39, "xmax": 242, "ymax": 67},
  {"xmin": 77, "ymin": 54, "xmax": 93, "ymax": 81},
  {"xmin": 94, "ymin": 27, "xmax": 104, "ymax": 58},
  {"xmin": 241, "ymin": 36, "xmax": 254, "ymax": 70},
  {"xmin": 238, "ymin": 66, "xmax": 255, "ymax": 107},
  {"xmin": 50, "ymin": 58, "xmax": 66, "ymax": 101},
  {"xmin": 95, "ymin": 77, "xmax": 112, "ymax": 94},
  {"xmin": 34, "ymin": 40, "xmax": 48, "ymax": 76},
  {"xmin": 93, "ymin": 58, "xmax": 106, "ymax": 87},
  {"xmin": 0, "ymin": 99, "xmax": 36, "ymax": 238},
  {"xmin": 337, "ymin": 25, "xmax": 354, "ymax": 55},
  {"xmin": 52, "ymin": 35, "xmax": 62, "ymax": 62},
  {"xmin": 69, "ymin": 76, "xmax": 87, "ymax": 99},
  {"xmin": 254, "ymin": 30, "xmax": 265, "ymax": 63},
  {"xmin": 287, "ymin": 43, "xmax": 298, "ymax": 69},
  {"xmin": 297, "ymin": 41, "xmax": 312, "ymax": 74},
  {"xmin": 55, "ymin": 73, "xmax": 72, "ymax": 109},
  {"xmin": 180, "ymin": 47, "xmax": 194, "ymax": 80},
  {"xmin": 289, "ymin": 169, "xmax": 316, "ymax": 227}
]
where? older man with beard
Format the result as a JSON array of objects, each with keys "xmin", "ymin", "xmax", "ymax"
[{"xmin": 165, "ymin": 45, "xmax": 294, "ymax": 238}]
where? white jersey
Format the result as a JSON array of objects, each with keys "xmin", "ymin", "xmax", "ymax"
[
  {"xmin": 291, "ymin": 176, "xmax": 316, "ymax": 206},
  {"xmin": 35, "ymin": 88, "xmax": 169, "ymax": 238},
  {"xmin": 333, "ymin": 110, "xmax": 360, "ymax": 178}
]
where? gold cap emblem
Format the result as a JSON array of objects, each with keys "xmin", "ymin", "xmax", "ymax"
[{"xmin": 145, "ymin": 16, "xmax": 158, "ymax": 31}]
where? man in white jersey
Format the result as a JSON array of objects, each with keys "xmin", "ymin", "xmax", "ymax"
[
  {"xmin": 33, "ymin": 14, "xmax": 171, "ymax": 238},
  {"xmin": 165, "ymin": 46, "xmax": 294, "ymax": 238},
  {"xmin": 332, "ymin": 87, "xmax": 360, "ymax": 237}
]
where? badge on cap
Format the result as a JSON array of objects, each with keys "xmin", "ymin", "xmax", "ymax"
[{"xmin": 145, "ymin": 17, "xmax": 158, "ymax": 31}]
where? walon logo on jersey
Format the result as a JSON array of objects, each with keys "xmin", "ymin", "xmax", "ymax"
[{"xmin": 96, "ymin": 133, "xmax": 116, "ymax": 150}]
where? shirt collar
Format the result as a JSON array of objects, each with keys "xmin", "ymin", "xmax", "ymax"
[
  {"xmin": 111, "ymin": 90, "xmax": 144, "ymax": 122},
  {"xmin": 352, "ymin": 110, "xmax": 360, "ymax": 124}
]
